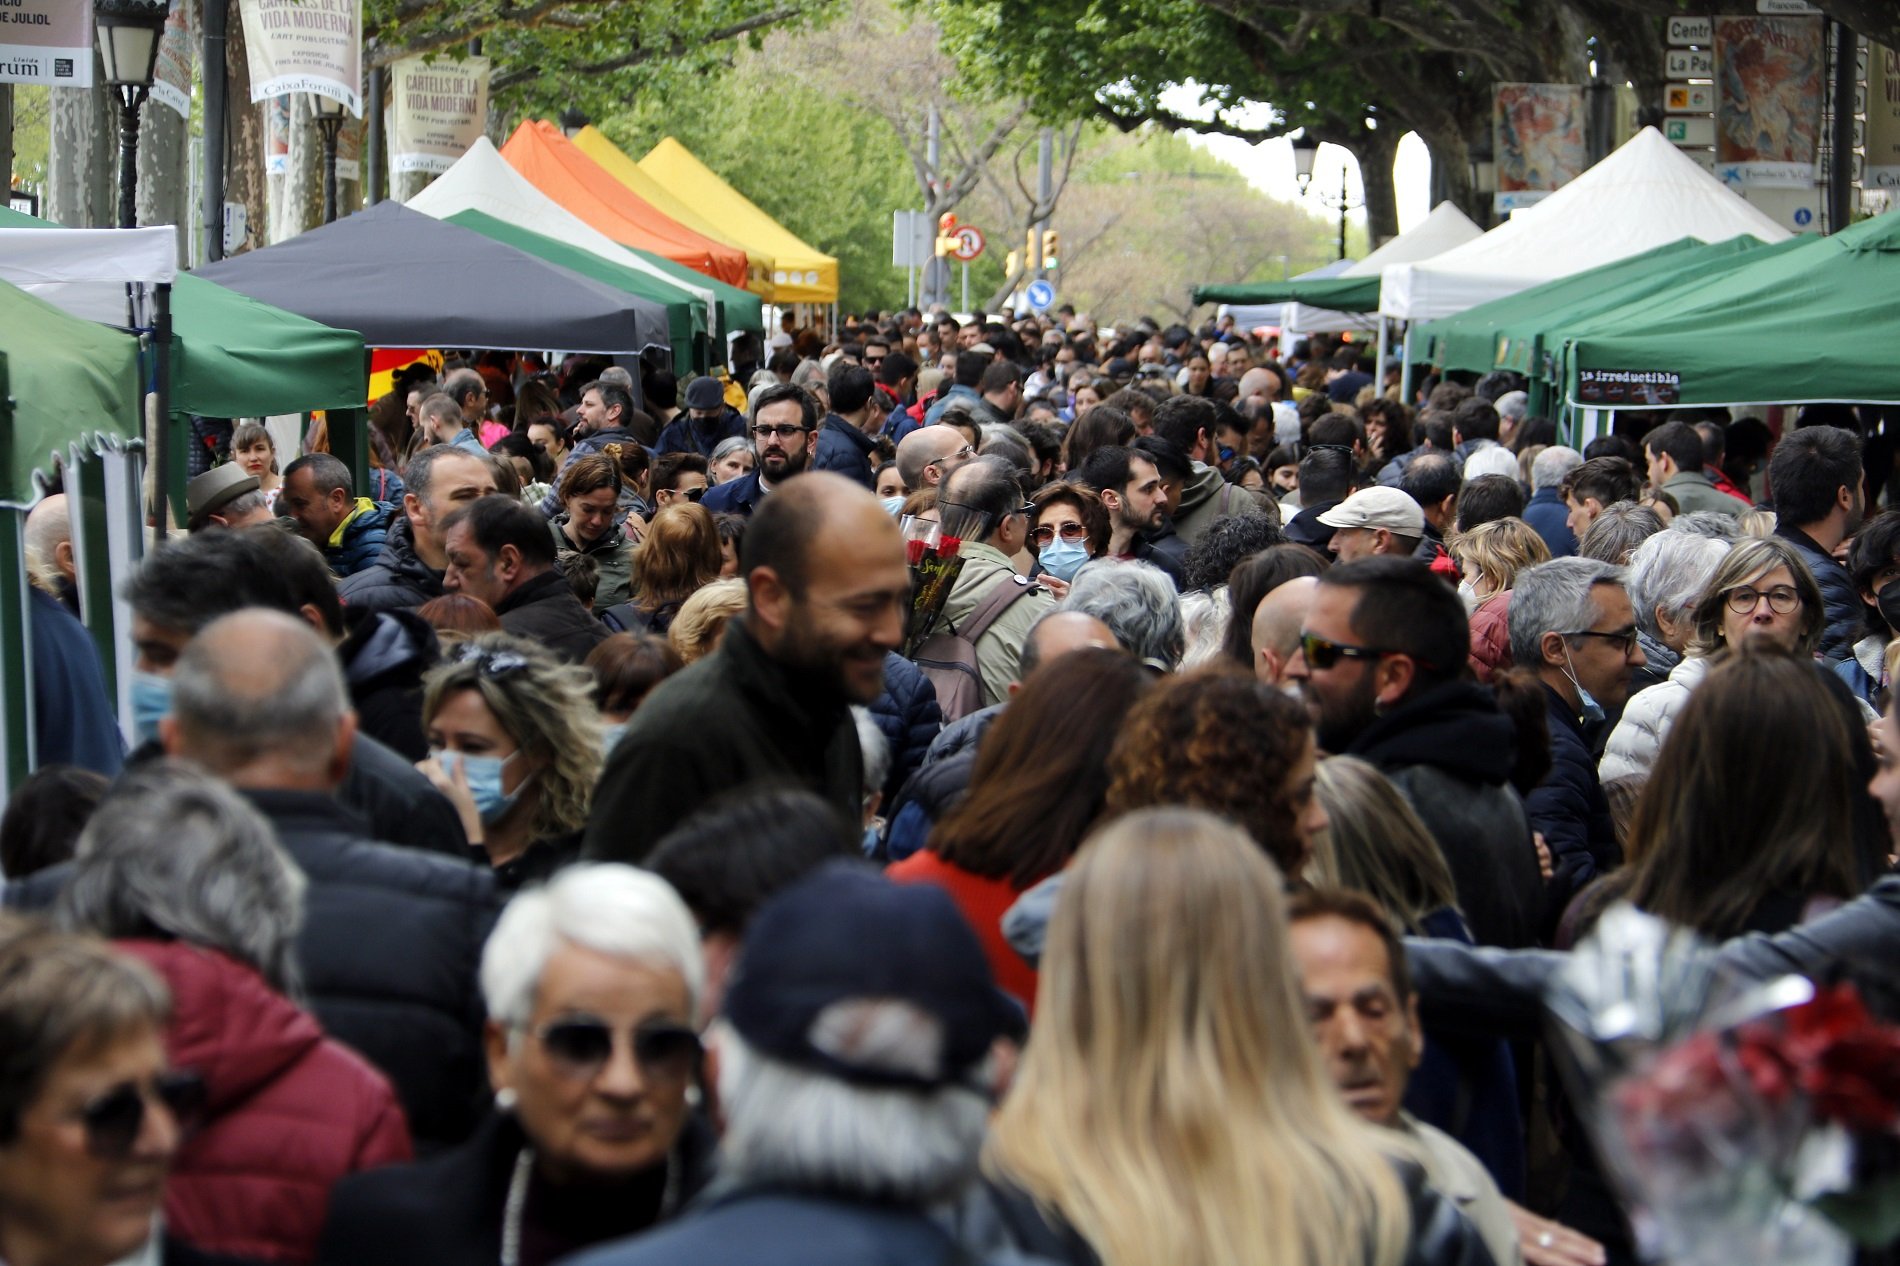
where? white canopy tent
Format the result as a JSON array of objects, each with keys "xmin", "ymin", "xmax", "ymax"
[
  {"xmin": 1380, "ymin": 128, "xmax": 1790, "ymax": 323},
  {"xmin": 1282, "ymin": 202, "xmax": 1484, "ymax": 335},
  {"xmin": 0, "ymin": 226, "xmax": 178, "ymax": 325},
  {"xmin": 406, "ymin": 137, "xmax": 718, "ymax": 311},
  {"xmin": 1221, "ymin": 257, "xmax": 1355, "ymax": 332}
]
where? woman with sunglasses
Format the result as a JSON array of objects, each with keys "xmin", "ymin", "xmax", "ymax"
[
  {"xmin": 0, "ymin": 917, "xmax": 216, "ymax": 1266},
  {"xmin": 54, "ymin": 763, "xmax": 410, "ymax": 1263},
  {"xmin": 1027, "ymin": 482, "xmax": 1109, "ymax": 599},
  {"xmin": 419, "ymin": 634, "xmax": 603, "ymax": 890},
  {"xmin": 318, "ymin": 865, "xmax": 713, "ymax": 1266}
]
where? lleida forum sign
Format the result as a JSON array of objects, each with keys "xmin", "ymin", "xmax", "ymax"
[{"xmin": 0, "ymin": 0, "xmax": 94, "ymax": 87}]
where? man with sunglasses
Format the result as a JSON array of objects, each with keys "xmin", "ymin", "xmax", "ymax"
[
  {"xmin": 812, "ymin": 363, "xmax": 883, "ymax": 490},
  {"xmin": 1286, "ymin": 557, "xmax": 1543, "ymax": 949},
  {"xmin": 649, "ymin": 453, "xmax": 711, "ymax": 511},
  {"xmin": 1510, "ymin": 558, "xmax": 1645, "ymax": 925},
  {"xmin": 700, "ymin": 384, "xmax": 822, "ymax": 519}
]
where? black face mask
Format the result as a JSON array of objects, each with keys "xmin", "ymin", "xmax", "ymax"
[{"xmin": 1878, "ymin": 583, "xmax": 1900, "ymax": 634}]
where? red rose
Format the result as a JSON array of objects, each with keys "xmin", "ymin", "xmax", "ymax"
[
  {"xmin": 938, "ymin": 535, "xmax": 961, "ymax": 559},
  {"xmin": 907, "ymin": 539, "xmax": 927, "ymax": 566}
]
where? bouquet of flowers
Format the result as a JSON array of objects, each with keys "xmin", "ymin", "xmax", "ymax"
[
  {"xmin": 1545, "ymin": 904, "xmax": 1900, "ymax": 1266},
  {"xmin": 900, "ymin": 516, "xmax": 963, "ymax": 659}
]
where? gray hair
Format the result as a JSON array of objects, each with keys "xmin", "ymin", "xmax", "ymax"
[
  {"xmin": 1508, "ymin": 556, "xmax": 1629, "ymax": 667},
  {"xmin": 212, "ymin": 488, "xmax": 271, "ymax": 522},
  {"xmin": 480, "ymin": 864, "xmax": 704, "ymax": 1027},
  {"xmin": 712, "ymin": 1022, "xmax": 989, "ymax": 1203},
  {"xmin": 1668, "ymin": 511, "xmax": 1740, "ymax": 540},
  {"xmin": 1627, "ymin": 530, "xmax": 1732, "ymax": 640},
  {"xmin": 940, "ymin": 455, "xmax": 1020, "ymax": 543},
  {"xmin": 1494, "ymin": 390, "xmax": 1530, "ymax": 421},
  {"xmin": 709, "ymin": 436, "xmax": 753, "ymax": 466},
  {"xmin": 1578, "ymin": 502, "xmax": 1664, "ymax": 565},
  {"xmin": 170, "ymin": 610, "xmax": 348, "ymax": 777},
  {"xmin": 597, "ymin": 366, "xmax": 635, "ymax": 391},
  {"xmin": 1530, "ymin": 445, "xmax": 1584, "ymax": 491},
  {"xmin": 56, "ymin": 761, "xmax": 306, "ymax": 997},
  {"xmin": 1062, "ymin": 559, "xmax": 1185, "ymax": 670},
  {"xmin": 405, "ymin": 443, "xmax": 486, "ymax": 507}
]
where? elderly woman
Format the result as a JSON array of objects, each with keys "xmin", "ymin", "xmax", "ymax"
[
  {"xmin": 1621, "ymin": 526, "xmax": 1732, "ymax": 693},
  {"xmin": 419, "ymin": 633, "xmax": 603, "ymax": 889},
  {"xmin": 0, "ymin": 916, "xmax": 208, "ymax": 1266},
  {"xmin": 317, "ymin": 865, "xmax": 712, "ymax": 1266},
  {"xmin": 55, "ymin": 763, "xmax": 410, "ymax": 1264},
  {"xmin": 707, "ymin": 436, "xmax": 755, "ymax": 486}
]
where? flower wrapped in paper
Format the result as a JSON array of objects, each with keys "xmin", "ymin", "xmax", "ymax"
[{"xmin": 900, "ymin": 516, "xmax": 964, "ymax": 659}]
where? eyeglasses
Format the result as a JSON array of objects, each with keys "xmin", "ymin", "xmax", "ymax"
[
  {"xmin": 1031, "ymin": 522, "xmax": 1089, "ymax": 546},
  {"xmin": 1724, "ymin": 584, "xmax": 1802, "ymax": 616},
  {"xmin": 1299, "ymin": 633, "xmax": 1396, "ymax": 670},
  {"xmin": 1563, "ymin": 626, "xmax": 1642, "ymax": 654},
  {"xmin": 448, "ymin": 643, "xmax": 532, "ymax": 677},
  {"xmin": 527, "ymin": 1016, "xmax": 703, "ymax": 1084},
  {"xmin": 684, "ymin": 486, "xmax": 706, "ymax": 503},
  {"xmin": 81, "ymin": 1071, "xmax": 207, "ymax": 1158},
  {"xmin": 750, "ymin": 423, "xmax": 810, "ymax": 440}
]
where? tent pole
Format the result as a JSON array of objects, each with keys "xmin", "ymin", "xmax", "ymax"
[
  {"xmin": 66, "ymin": 454, "xmax": 120, "ymax": 701},
  {"xmin": 1399, "ymin": 324, "xmax": 1415, "ymax": 408},
  {"xmin": 0, "ymin": 508, "xmax": 34, "ymax": 795},
  {"xmin": 1374, "ymin": 316, "xmax": 1389, "ymax": 394},
  {"xmin": 152, "ymin": 284, "xmax": 174, "ymax": 541}
]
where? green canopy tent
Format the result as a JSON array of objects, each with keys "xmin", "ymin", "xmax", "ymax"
[
  {"xmin": 446, "ymin": 209, "xmax": 709, "ymax": 377},
  {"xmin": 1561, "ymin": 213, "xmax": 1900, "ymax": 412},
  {"xmin": 1191, "ymin": 275, "xmax": 1383, "ymax": 311}
]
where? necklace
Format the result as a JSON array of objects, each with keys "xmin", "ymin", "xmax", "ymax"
[{"xmin": 498, "ymin": 1145, "xmax": 682, "ymax": 1266}]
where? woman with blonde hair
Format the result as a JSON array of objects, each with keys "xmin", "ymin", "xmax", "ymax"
[
  {"xmin": 666, "ymin": 577, "xmax": 747, "ymax": 665},
  {"xmin": 1461, "ymin": 517, "xmax": 1551, "ymax": 682},
  {"xmin": 986, "ymin": 806, "xmax": 1490, "ymax": 1266},
  {"xmin": 602, "ymin": 503, "xmax": 723, "ymax": 636}
]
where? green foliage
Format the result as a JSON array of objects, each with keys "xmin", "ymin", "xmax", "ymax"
[{"xmin": 8, "ymin": 86, "xmax": 50, "ymax": 188}]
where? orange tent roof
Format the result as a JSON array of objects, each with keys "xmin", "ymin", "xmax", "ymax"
[{"xmin": 499, "ymin": 120, "xmax": 748, "ymax": 288}]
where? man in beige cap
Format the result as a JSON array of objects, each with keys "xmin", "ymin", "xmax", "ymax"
[
  {"xmin": 1319, "ymin": 486, "xmax": 1426, "ymax": 563},
  {"xmin": 186, "ymin": 465, "xmax": 275, "ymax": 532}
]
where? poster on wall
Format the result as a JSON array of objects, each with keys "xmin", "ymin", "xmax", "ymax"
[
  {"xmin": 150, "ymin": 0, "xmax": 195, "ymax": 118},
  {"xmin": 265, "ymin": 95, "xmax": 292, "ymax": 175},
  {"xmin": 388, "ymin": 55, "xmax": 490, "ymax": 174},
  {"xmin": 1714, "ymin": 15, "xmax": 1823, "ymax": 188},
  {"xmin": 0, "ymin": 0, "xmax": 93, "ymax": 87},
  {"xmin": 1868, "ymin": 44, "xmax": 1900, "ymax": 190},
  {"xmin": 237, "ymin": 0, "xmax": 361, "ymax": 115},
  {"xmin": 1493, "ymin": 83, "xmax": 1586, "ymax": 213}
]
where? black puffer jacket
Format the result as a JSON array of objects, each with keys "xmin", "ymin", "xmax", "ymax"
[
  {"xmin": 1524, "ymin": 684, "xmax": 1620, "ymax": 929},
  {"xmin": 866, "ymin": 652, "xmax": 942, "ymax": 805},
  {"xmin": 495, "ymin": 569, "xmax": 610, "ymax": 664},
  {"xmin": 1778, "ymin": 523, "xmax": 1865, "ymax": 666},
  {"xmin": 1347, "ymin": 680, "xmax": 1543, "ymax": 949},
  {"xmin": 339, "ymin": 609, "xmax": 439, "ymax": 761},
  {"xmin": 338, "ymin": 516, "xmax": 442, "ymax": 624}
]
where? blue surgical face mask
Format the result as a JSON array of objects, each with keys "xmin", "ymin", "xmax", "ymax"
[
  {"xmin": 433, "ymin": 748, "xmax": 526, "ymax": 825},
  {"xmin": 880, "ymin": 495, "xmax": 906, "ymax": 517},
  {"xmin": 1562, "ymin": 648, "xmax": 1606, "ymax": 724},
  {"xmin": 1038, "ymin": 537, "xmax": 1090, "ymax": 583},
  {"xmin": 131, "ymin": 671, "xmax": 173, "ymax": 745},
  {"xmin": 1218, "ymin": 445, "xmax": 1236, "ymax": 464}
]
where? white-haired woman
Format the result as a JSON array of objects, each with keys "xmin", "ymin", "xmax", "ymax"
[
  {"xmin": 317, "ymin": 864, "xmax": 713, "ymax": 1266},
  {"xmin": 985, "ymin": 807, "xmax": 1492, "ymax": 1266}
]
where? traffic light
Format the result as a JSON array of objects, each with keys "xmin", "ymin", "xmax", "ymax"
[
  {"xmin": 935, "ymin": 212, "xmax": 958, "ymax": 258},
  {"xmin": 1042, "ymin": 229, "xmax": 1059, "ymax": 270},
  {"xmin": 1005, "ymin": 249, "xmax": 1021, "ymax": 278}
]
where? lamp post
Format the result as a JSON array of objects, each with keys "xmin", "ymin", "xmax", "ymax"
[
  {"xmin": 1290, "ymin": 131, "xmax": 1362, "ymax": 261},
  {"xmin": 308, "ymin": 93, "xmax": 348, "ymax": 224},
  {"xmin": 94, "ymin": 0, "xmax": 172, "ymax": 229}
]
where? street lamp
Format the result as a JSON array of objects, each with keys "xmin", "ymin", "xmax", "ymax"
[
  {"xmin": 308, "ymin": 93, "xmax": 348, "ymax": 224},
  {"xmin": 1290, "ymin": 131, "xmax": 1320, "ymax": 188},
  {"xmin": 1290, "ymin": 131, "xmax": 1362, "ymax": 261},
  {"xmin": 94, "ymin": 0, "xmax": 171, "ymax": 229}
]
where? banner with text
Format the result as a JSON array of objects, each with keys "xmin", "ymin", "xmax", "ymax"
[
  {"xmin": 151, "ymin": 0, "xmax": 195, "ymax": 118},
  {"xmin": 1868, "ymin": 44, "xmax": 1900, "ymax": 190},
  {"xmin": 0, "ymin": 0, "xmax": 92, "ymax": 87},
  {"xmin": 389, "ymin": 54, "xmax": 489, "ymax": 174},
  {"xmin": 1714, "ymin": 15, "xmax": 1823, "ymax": 188},
  {"xmin": 238, "ymin": 0, "xmax": 361, "ymax": 115},
  {"xmin": 1494, "ymin": 83, "xmax": 1586, "ymax": 213},
  {"xmin": 265, "ymin": 94, "xmax": 291, "ymax": 175}
]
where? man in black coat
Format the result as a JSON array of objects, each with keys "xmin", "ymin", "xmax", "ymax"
[
  {"xmin": 439, "ymin": 495, "xmax": 608, "ymax": 664},
  {"xmin": 1768, "ymin": 423, "xmax": 1866, "ymax": 666},
  {"xmin": 584, "ymin": 472, "xmax": 911, "ymax": 863},
  {"xmin": 1285, "ymin": 556, "xmax": 1544, "ymax": 949},
  {"xmin": 339, "ymin": 444, "xmax": 498, "ymax": 623}
]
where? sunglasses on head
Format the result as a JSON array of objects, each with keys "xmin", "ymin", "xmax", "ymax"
[
  {"xmin": 530, "ymin": 1016, "xmax": 703, "ymax": 1083},
  {"xmin": 448, "ymin": 644, "xmax": 532, "ymax": 678},
  {"xmin": 82, "ymin": 1071, "xmax": 207, "ymax": 1159}
]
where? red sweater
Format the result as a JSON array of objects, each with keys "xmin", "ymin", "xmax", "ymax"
[
  {"xmin": 887, "ymin": 850, "xmax": 1039, "ymax": 1015},
  {"xmin": 119, "ymin": 940, "xmax": 412, "ymax": 1263}
]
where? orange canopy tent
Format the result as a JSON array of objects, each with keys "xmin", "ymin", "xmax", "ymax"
[{"xmin": 499, "ymin": 120, "xmax": 748, "ymax": 288}]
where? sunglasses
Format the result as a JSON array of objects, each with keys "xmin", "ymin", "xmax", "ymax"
[
  {"xmin": 684, "ymin": 486, "xmax": 706, "ymax": 503},
  {"xmin": 1299, "ymin": 633, "xmax": 1396, "ymax": 670},
  {"xmin": 530, "ymin": 1016, "xmax": 703, "ymax": 1083},
  {"xmin": 1031, "ymin": 522, "xmax": 1088, "ymax": 546},
  {"xmin": 448, "ymin": 643, "xmax": 532, "ymax": 677},
  {"xmin": 82, "ymin": 1071, "xmax": 207, "ymax": 1159}
]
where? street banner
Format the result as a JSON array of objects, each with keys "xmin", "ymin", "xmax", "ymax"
[
  {"xmin": 1494, "ymin": 83, "xmax": 1586, "ymax": 212},
  {"xmin": 1868, "ymin": 44, "xmax": 1900, "ymax": 190},
  {"xmin": 388, "ymin": 54, "xmax": 489, "ymax": 174},
  {"xmin": 0, "ymin": 0, "xmax": 93, "ymax": 87},
  {"xmin": 336, "ymin": 115, "xmax": 362, "ymax": 181},
  {"xmin": 151, "ymin": 0, "xmax": 194, "ymax": 119},
  {"xmin": 1714, "ymin": 15, "xmax": 1823, "ymax": 187},
  {"xmin": 238, "ymin": 0, "xmax": 361, "ymax": 116},
  {"xmin": 265, "ymin": 94, "xmax": 291, "ymax": 175}
]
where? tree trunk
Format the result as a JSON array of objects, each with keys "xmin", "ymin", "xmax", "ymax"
[
  {"xmin": 1355, "ymin": 128, "xmax": 1401, "ymax": 247},
  {"xmin": 272, "ymin": 92, "xmax": 323, "ymax": 241},
  {"xmin": 0, "ymin": 86, "xmax": 13, "ymax": 204},
  {"xmin": 46, "ymin": 59, "xmax": 115, "ymax": 228},
  {"xmin": 225, "ymin": 11, "xmax": 267, "ymax": 254}
]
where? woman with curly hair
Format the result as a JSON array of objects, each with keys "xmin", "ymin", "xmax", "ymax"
[
  {"xmin": 1104, "ymin": 667, "xmax": 1328, "ymax": 875},
  {"xmin": 417, "ymin": 632, "xmax": 603, "ymax": 888}
]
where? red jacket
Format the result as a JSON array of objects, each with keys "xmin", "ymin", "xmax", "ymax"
[
  {"xmin": 118, "ymin": 940, "xmax": 412, "ymax": 1264},
  {"xmin": 887, "ymin": 850, "xmax": 1038, "ymax": 1015}
]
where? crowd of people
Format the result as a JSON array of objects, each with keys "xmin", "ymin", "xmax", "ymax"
[{"xmin": 6, "ymin": 302, "xmax": 1900, "ymax": 1266}]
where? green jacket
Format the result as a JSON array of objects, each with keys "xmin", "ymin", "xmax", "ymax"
[
  {"xmin": 1172, "ymin": 463, "xmax": 1280, "ymax": 547},
  {"xmin": 549, "ymin": 515, "xmax": 633, "ymax": 609},
  {"xmin": 1661, "ymin": 470, "xmax": 1743, "ymax": 518},
  {"xmin": 937, "ymin": 540, "xmax": 1056, "ymax": 708}
]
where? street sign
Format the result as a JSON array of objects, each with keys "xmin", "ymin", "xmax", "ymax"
[
  {"xmin": 891, "ymin": 210, "xmax": 931, "ymax": 268},
  {"xmin": 1756, "ymin": 0, "xmax": 1818, "ymax": 12},
  {"xmin": 949, "ymin": 225, "xmax": 986, "ymax": 262},
  {"xmin": 1025, "ymin": 279, "xmax": 1056, "ymax": 312},
  {"xmin": 1666, "ymin": 16, "xmax": 1713, "ymax": 45},
  {"xmin": 1664, "ymin": 116, "xmax": 1715, "ymax": 146},
  {"xmin": 1665, "ymin": 83, "xmax": 1715, "ymax": 113},
  {"xmin": 6, "ymin": 189, "xmax": 37, "ymax": 217},
  {"xmin": 1665, "ymin": 49, "xmax": 1714, "ymax": 77}
]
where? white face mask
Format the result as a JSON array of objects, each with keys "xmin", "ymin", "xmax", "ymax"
[{"xmin": 1457, "ymin": 577, "xmax": 1481, "ymax": 612}]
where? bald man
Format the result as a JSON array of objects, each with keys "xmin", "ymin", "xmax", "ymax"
[
  {"xmin": 585, "ymin": 472, "xmax": 912, "ymax": 863},
  {"xmin": 24, "ymin": 493, "xmax": 79, "ymax": 611},
  {"xmin": 1251, "ymin": 575, "xmax": 1319, "ymax": 688},
  {"xmin": 895, "ymin": 424, "xmax": 975, "ymax": 491}
]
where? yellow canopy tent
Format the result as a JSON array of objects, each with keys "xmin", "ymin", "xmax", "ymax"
[
  {"xmin": 569, "ymin": 126, "xmax": 774, "ymax": 297},
  {"xmin": 638, "ymin": 137, "xmax": 839, "ymax": 305}
]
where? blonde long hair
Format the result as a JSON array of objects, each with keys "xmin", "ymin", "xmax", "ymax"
[{"xmin": 986, "ymin": 807, "xmax": 1412, "ymax": 1266}]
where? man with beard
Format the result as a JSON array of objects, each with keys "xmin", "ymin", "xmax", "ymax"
[
  {"xmin": 1075, "ymin": 446, "xmax": 1180, "ymax": 584},
  {"xmin": 582, "ymin": 472, "xmax": 910, "ymax": 862},
  {"xmin": 1283, "ymin": 557, "xmax": 1543, "ymax": 948},
  {"xmin": 1768, "ymin": 424, "xmax": 1864, "ymax": 666},
  {"xmin": 700, "ymin": 383, "xmax": 822, "ymax": 518}
]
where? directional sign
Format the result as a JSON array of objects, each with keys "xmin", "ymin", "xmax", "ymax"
[
  {"xmin": 1667, "ymin": 16, "xmax": 1713, "ymax": 44},
  {"xmin": 1665, "ymin": 83, "xmax": 1715, "ymax": 113},
  {"xmin": 1666, "ymin": 49, "xmax": 1715, "ymax": 77},
  {"xmin": 1664, "ymin": 116, "xmax": 1716, "ymax": 146},
  {"xmin": 1025, "ymin": 279, "xmax": 1056, "ymax": 312},
  {"xmin": 949, "ymin": 225, "xmax": 986, "ymax": 262},
  {"xmin": 1756, "ymin": 0, "xmax": 1818, "ymax": 12}
]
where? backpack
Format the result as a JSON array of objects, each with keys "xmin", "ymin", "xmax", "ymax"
[{"xmin": 912, "ymin": 574, "xmax": 1041, "ymax": 723}]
